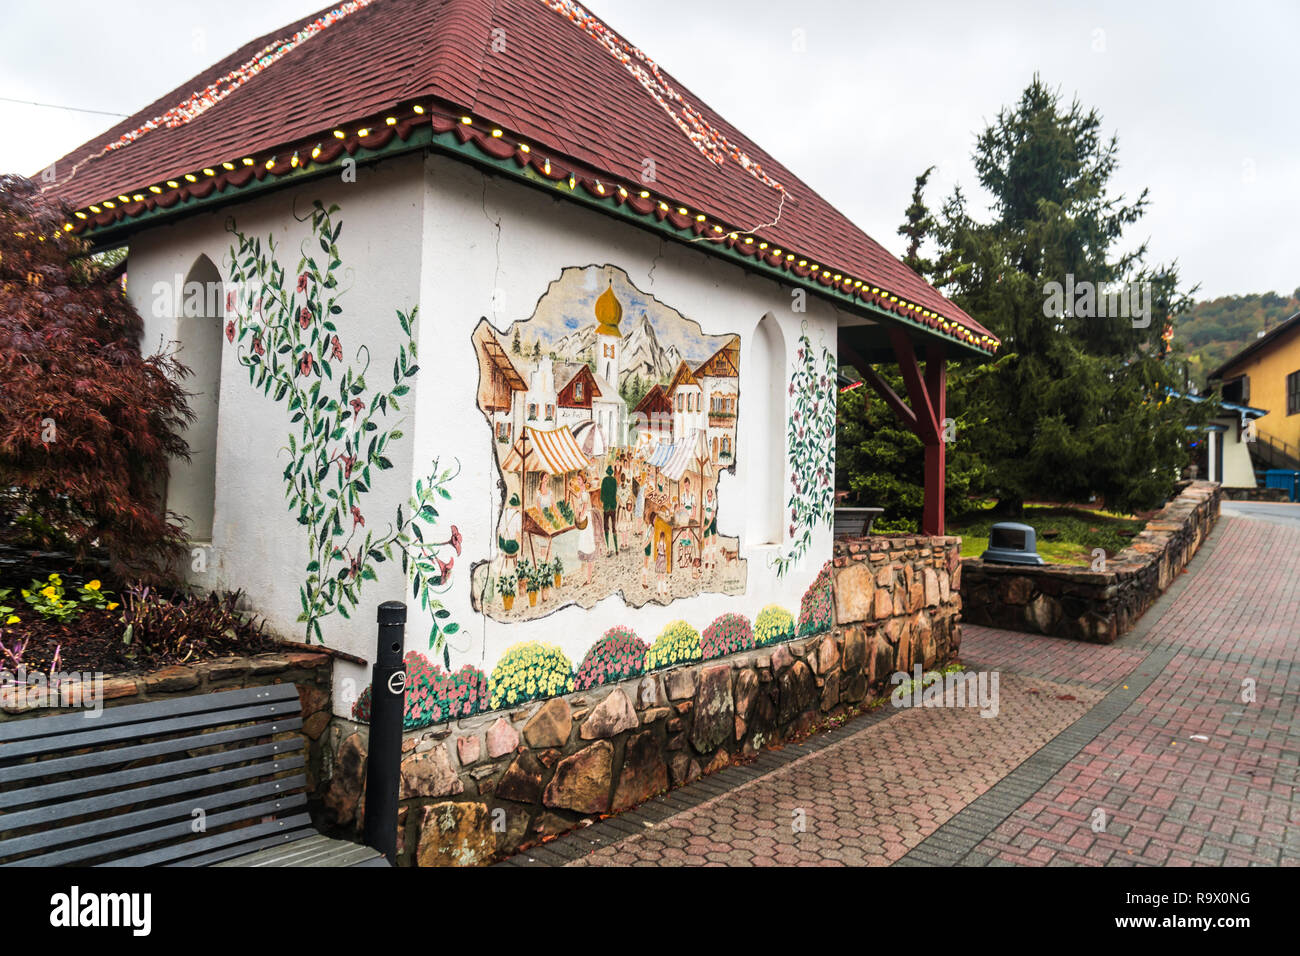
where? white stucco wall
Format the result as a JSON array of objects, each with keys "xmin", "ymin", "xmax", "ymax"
[
  {"xmin": 125, "ymin": 149, "xmax": 847, "ymax": 716},
  {"xmin": 126, "ymin": 156, "xmax": 426, "ymax": 717}
]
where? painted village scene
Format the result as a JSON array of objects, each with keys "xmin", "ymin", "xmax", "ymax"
[{"xmin": 471, "ymin": 266, "xmax": 747, "ymax": 620}]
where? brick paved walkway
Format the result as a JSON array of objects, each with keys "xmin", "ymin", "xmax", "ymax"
[{"xmin": 503, "ymin": 516, "xmax": 1299, "ymax": 867}]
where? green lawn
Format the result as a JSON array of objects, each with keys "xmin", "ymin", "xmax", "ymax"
[{"xmin": 950, "ymin": 505, "xmax": 1146, "ymax": 566}]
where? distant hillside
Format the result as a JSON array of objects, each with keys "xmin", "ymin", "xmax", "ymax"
[{"xmin": 1177, "ymin": 288, "xmax": 1300, "ymax": 388}]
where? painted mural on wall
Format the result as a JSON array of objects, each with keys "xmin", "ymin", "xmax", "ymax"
[
  {"xmin": 223, "ymin": 199, "xmax": 462, "ymax": 655},
  {"xmin": 470, "ymin": 265, "xmax": 746, "ymax": 621},
  {"xmin": 773, "ymin": 322, "xmax": 837, "ymax": 577}
]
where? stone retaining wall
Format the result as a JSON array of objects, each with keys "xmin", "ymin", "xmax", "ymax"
[
  {"xmin": 1223, "ymin": 486, "xmax": 1289, "ymax": 502},
  {"xmin": 315, "ymin": 535, "xmax": 964, "ymax": 866},
  {"xmin": 960, "ymin": 481, "xmax": 1221, "ymax": 643}
]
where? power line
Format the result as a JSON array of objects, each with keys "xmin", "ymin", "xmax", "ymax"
[{"xmin": 0, "ymin": 96, "xmax": 126, "ymax": 118}]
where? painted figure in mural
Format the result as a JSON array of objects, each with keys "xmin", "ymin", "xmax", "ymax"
[
  {"xmin": 702, "ymin": 486, "xmax": 718, "ymax": 571},
  {"xmin": 575, "ymin": 490, "xmax": 597, "ymax": 584},
  {"xmin": 633, "ymin": 468, "xmax": 645, "ymax": 533},
  {"xmin": 600, "ymin": 465, "xmax": 619, "ymax": 554},
  {"xmin": 654, "ymin": 533, "xmax": 669, "ymax": 598},
  {"xmin": 535, "ymin": 474, "xmax": 554, "ymax": 513}
]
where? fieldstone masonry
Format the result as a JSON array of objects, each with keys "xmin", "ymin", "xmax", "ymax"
[
  {"xmin": 960, "ymin": 481, "xmax": 1222, "ymax": 643},
  {"xmin": 316, "ymin": 534, "xmax": 965, "ymax": 865}
]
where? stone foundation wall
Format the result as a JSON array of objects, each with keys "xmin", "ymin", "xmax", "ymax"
[
  {"xmin": 315, "ymin": 535, "xmax": 964, "ymax": 866},
  {"xmin": 1223, "ymin": 485, "xmax": 1289, "ymax": 502},
  {"xmin": 960, "ymin": 481, "xmax": 1221, "ymax": 643}
]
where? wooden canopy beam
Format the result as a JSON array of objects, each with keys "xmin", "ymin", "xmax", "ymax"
[
  {"xmin": 839, "ymin": 329, "xmax": 952, "ymax": 536},
  {"xmin": 840, "ymin": 340, "xmax": 918, "ymax": 433}
]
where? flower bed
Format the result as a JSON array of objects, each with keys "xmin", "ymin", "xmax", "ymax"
[
  {"xmin": 574, "ymin": 626, "xmax": 647, "ymax": 690},
  {"xmin": 0, "ymin": 574, "xmax": 274, "ymax": 678}
]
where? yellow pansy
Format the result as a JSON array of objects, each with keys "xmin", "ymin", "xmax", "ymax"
[
  {"xmin": 5, "ymin": 615, "xmax": 18, "ymax": 625},
  {"xmin": 40, "ymin": 586, "xmax": 57, "ymax": 599},
  {"xmin": 107, "ymin": 602, "xmax": 120, "ymax": 611},
  {"xmin": 86, "ymin": 580, "xmax": 101, "ymax": 591}
]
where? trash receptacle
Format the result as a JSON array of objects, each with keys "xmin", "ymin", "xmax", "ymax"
[{"xmin": 1263, "ymin": 469, "xmax": 1300, "ymax": 502}]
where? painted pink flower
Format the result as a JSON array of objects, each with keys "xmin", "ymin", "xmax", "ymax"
[
  {"xmin": 330, "ymin": 335, "xmax": 342, "ymax": 361},
  {"xmin": 226, "ymin": 290, "xmax": 236, "ymax": 311},
  {"xmin": 224, "ymin": 320, "xmax": 235, "ymax": 343},
  {"xmin": 351, "ymin": 505, "xmax": 364, "ymax": 529},
  {"xmin": 299, "ymin": 307, "xmax": 311, "ymax": 329},
  {"xmin": 350, "ymin": 398, "xmax": 365, "ymax": 416},
  {"xmin": 342, "ymin": 454, "xmax": 355, "ymax": 478},
  {"xmin": 297, "ymin": 273, "xmax": 309, "ymax": 292},
  {"xmin": 449, "ymin": 525, "xmax": 462, "ymax": 555},
  {"xmin": 252, "ymin": 335, "xmax": 264, "ymax": 356},
  {"xmin": 437, "ymin": 555, "xmax": 454, "ymax": 580},
  {"xmin": 299, "ymin": 353, "xmax": 313, "ymax": 376}
]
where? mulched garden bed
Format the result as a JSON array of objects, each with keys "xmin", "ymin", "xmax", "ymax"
[{"xmin": 2, "ymin": 573, "xmax": 278, "ymax": 678}]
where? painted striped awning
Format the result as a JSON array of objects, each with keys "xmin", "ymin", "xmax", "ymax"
[
  {"xmin": 502, "ymin": 425, "xmax": 590, "ymax": 476},
  {"xmin": 646, "ymin": 441, "xmax": 678, "ymax": 470},
  {"xmin": 657, "ymin": 429, "xmax": 713, "ymax": 482}
]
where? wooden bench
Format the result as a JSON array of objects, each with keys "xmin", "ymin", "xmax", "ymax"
[{"xmin": 0, "ymin": 683, "xmax": 387, "ymax": 867}]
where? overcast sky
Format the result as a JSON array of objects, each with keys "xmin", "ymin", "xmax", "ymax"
[{"xmin": 2, "ymin": 0, "xmax": 1295, "ymax": 301}]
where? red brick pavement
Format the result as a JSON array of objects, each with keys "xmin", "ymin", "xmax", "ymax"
[
  {"xmin": 973, "ymin": 518, "xmax": 1299, "ymax": 867},
  {"xmin": 517, "ymin": 516, "xmax": 1299, "ymax": 867}
]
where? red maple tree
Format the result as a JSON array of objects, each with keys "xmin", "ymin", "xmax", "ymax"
[{"xmin": 0, "ymin": 175, "xmax": 192, "ymax": 582}]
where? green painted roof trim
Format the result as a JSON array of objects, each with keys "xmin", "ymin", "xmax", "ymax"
[{"xmin": 82, "ymin": 122, "xmax": 990, "ymax": 360}]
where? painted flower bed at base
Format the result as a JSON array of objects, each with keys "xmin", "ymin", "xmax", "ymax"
[
  {"xmin": 644, "ymin": 620, "xmax": 701, "ymax": 670},
  {"xmin": 754, "ymin": 604, "xmax": 796, "ymax": 647},
  {"xmin": 574, "ymin": 626, "xmax": 647, "ymax": 690},
  {"xmin": 701, "ymin": 612, "xmax": 754, "ymax": 659},
  {"xmin": 352, "ymin": 651, "xmax": 487, "ymax": 730},
  {"xmin": 797, "ymin": 561, "xmax": 834, "ymax": 636},
  {"xmin": 224, "ymin": 199, "xmax": 461, "ymax": 659},
  {"xmin": 488, "ymin": 642, "xmax": 574, "ymax": 710}
]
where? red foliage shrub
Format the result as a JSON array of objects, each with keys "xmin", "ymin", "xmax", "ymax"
[{"xmin": 0, "ymin": 175, "xmax": 193, "ymax": 581}]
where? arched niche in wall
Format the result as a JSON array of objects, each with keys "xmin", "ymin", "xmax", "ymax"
[
  {"xmin": 746, "ymin": 311, "xmax": 786, "ymax": 545},
  {"xmin": 169, "ymin": 254, "xmax": 224, "ymax": 542}
]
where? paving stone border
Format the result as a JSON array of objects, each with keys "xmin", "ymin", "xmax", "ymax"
[
  {"xmin": 960, "ymin": 481, "xmax": 1222, "ymax": 643},
  {"xmin": 897, "ymin": 520, "xmax": 1226, "ymax": 867}
]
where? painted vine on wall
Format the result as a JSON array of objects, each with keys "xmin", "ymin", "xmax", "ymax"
[
  {"xmin": 223, "ymin": 199, "xmax": 461, "ymax": 655},
  {"xmin": 773, "ymin": 323, "xmax": 837, "ymax": 576}
]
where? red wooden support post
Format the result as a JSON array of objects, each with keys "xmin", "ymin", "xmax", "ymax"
[{"xmin": 923, "ymin": 343, "xmax": 947, "ymax": 536}]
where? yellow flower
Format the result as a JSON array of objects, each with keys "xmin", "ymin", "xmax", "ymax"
[
  {"xmin": 107, "ymin": 602, "xmax": 119, "ymax": 611},
  {"xmin": 86, "ymin": 580, "xmax": 101, "ymax": 591},
  {"xmin": 5, "ymin": 615, "xmax": 18, "ymax": 625},
  {"xmin": 41, "ymin": 586, "xmax": 57, "ymax": 599}
]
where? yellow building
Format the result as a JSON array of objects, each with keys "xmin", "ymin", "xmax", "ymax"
[{"xmin": 1208, "ymin": 310, "xmax": 1300, "ymax": 470}]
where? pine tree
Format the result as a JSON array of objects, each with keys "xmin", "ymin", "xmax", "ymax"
[
  {"xmin": 887, "ymin": 77, "xmax": 1210, "ymax": 514},
  {"xmin": 511, "ymin": 327, "xmax": 521, "ymax": 355}
]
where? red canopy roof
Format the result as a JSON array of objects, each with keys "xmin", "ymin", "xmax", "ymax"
[{"xmin": 40, "ymin": 0, "xmax": 995, "ymax": 350}]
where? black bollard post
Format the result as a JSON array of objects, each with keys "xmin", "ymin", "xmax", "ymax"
[{"xmin": 363, "ymin": 601, "xmax": 406, "ymax": 864}]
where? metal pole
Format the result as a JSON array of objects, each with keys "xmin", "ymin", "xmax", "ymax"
[{"xmin": 363, "ymin": 601, "xmax": 406, "ymax": 864}]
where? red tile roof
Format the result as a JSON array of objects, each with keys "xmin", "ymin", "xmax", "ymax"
[{"xmin": 41, "ymin": 0, "xmax": 996, "ymax": 351}]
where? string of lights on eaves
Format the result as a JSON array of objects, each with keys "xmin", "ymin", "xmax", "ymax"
[{"xmin": 61, "ymin": 107, "xmax": 999, "ymax": 353}]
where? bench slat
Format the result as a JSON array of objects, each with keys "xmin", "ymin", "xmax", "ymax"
[
  {"xmin": 0, "ymin": 683, "xmax": 298, "ymax": 743},
  {"xmin": 0, "ymin": 716, "xmax": 302, "ymax": 787},
  {"xmin": 1, "ymin": 753, "xmax": 304, "ymax": 830},
  {"xmin": 0, "ymin": 699, "xmax": 300, "ymax": 761},
  {"xmin": 0, "ymin": 775, "xmax": 306, "ymax": 862},
  {"xmin": 104, "ymin": 813, "xmax": 317, "ymax": 868},
  {"xmin": 5, "ymin": 790, "xmax": 308, "ymax": 867},
  {"xmin": 163, "ymin": 826, "xmax": 321, "ymax": 867},
  {"xmin": 0, "ymin": 736, "xmax": 301, "ymax": 810}
]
